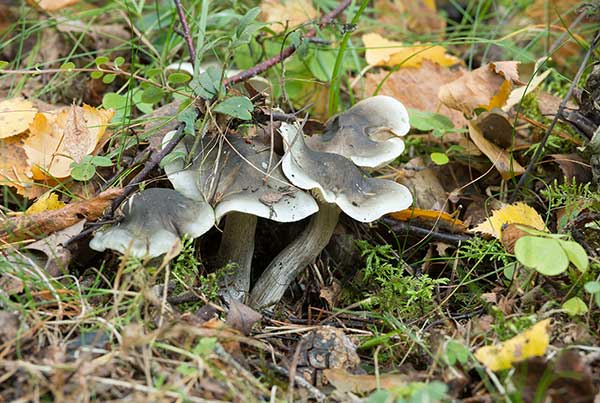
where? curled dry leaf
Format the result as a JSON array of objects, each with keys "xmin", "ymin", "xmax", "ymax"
[
  {"xmin": 475, "ymin": 319, "xmax": 551, "ymax": 371},
  {"xmin": 363, "ymin": 33, "xmax": 462, "ymax": 68},
  {"xmin": 439, "ymin": 61, "xmax": 523, "ymax": 116},
  {"xmin": 364, "ymin": 61, "xmax": 468, "ymax": 129},
  {"xmin": 24, "ymin": 104, "xmax": 114, "ymax": 179},
  {"xmin": 324, "ymin": 368, "xmax": 409, "ymax": 394},
  {"xmin": 27, "ymin": 0, "xmax": 80, "ymax": 11},
  {"xmin": 0, "ymin": 187, "xmax": 122, "ymax": 243},
  {"xmin": 260, "ymin": 0, "xmax": 317, "ymax": 33},
  {"xmin": 500, "ymin": 223, "xmax": 534, "ymax": 254},
  {"xmin": 0, "ymin": 98, "xmax": 37, "ymax": 139},
  {"xmin": 467, "ymin": 121, "xmax": 525, "ymax": 180},
  {"xmin": 471, "ymin": 202, "xmax": 547, "ymax": 239},
  {"xmin": 0, "ymin": 134, "xmax": 46, "ymax": 198}
]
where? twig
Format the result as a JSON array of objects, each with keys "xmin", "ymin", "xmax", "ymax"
[
  {"xmin": 381, "ymin": 218, "xmax": 472, "ymax": 245},
  {"xmin": 224, "ymin": 0, "xmax": 352, "ymax": 86},
  {"xmin": 173, "ymin": 0, "xmax": 197, "ymax": 64},
  {"xmin": 261, "ymin": 361, "xmax": 326, "ymax": 402},
  {"xmin": 510, "ymin": 29, "xmax": 600, "ymax": 202}
]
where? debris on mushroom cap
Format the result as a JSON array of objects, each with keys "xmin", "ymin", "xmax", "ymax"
[
  {"xmin": 162, "ymin": 130, "xmax": 318, "ymax": 223},
  {"xmin": 306, "ymin": 95, "xmax": 410, "ymax": 168},
  {"xmin": 89, "ymin": 188, "xmax": 214, "ymax": 258},
  {"xmin": 279, "ymin": 122, "xmax": 413, "ymax": 222}
]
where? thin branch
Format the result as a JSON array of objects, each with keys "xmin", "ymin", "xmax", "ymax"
[
  {"xmin": 381, "ymin": 218, "xmax": 472, "ymax": 245},
  {"xmin": 173, "ymin": 0, "xmax": 197, "ymax": 64},
  {"xmin": 510, "ymin": 29, "xmax": 600, "ymax": 202},
  {"xmin": 224, "ymin": 0, "xmax": 352, "ymax": 86}
]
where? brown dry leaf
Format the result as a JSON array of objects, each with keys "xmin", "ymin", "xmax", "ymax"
[
  {"xmin": 439, "ymin": 61, "xmax": 523, "ymax": 116},
  {"xmin": 260, "ymin": 0, "xmax": 317, "ymax": 33},
  {"xmin": 500, "ymin": 223, "xmax": 534, "ymax": 254},
  {"xmin": 0, "ymin": 188, "xmax": 122, "ymax": 243},
  {"xmin": 363, "ymin": 61, "xmax": 467, "ymax": 128},
  {"xmin": 324, "ymin": 368, "xmax": 409, "ymax": 393},
  {"xmin": 396, "ymin": 157, "xmax": 449, "ymax": 211},
  {"xmin": 467, "ymin": 122, "xmax": 525, "ymax": 180},
  {"xmin": 471, "ymin": 202, "xmax": 547, "ymax": 239},
  {"xmin": 24, "ymin": 104, "xmax": 114, "ymax": 179},
  {"xmin": 0, "ymin": 98, "xmax": 37, "ymax": 139},
  {"xmin": 0, "ymin": 134, "xmax": 46, "ymax": 198},
  {"xmin": 225, "ymin": 299, "xmax": 262, "ymax": 336},
  {"xmin": 363, "ymin": 33, "xmax": 461, "ymax": 68},
  {"xmin": 27, "ymin": 0, "xmax": 80, "ymax": 11},
  {"xmin": 25, "ymin": 221, "xmax": 84, "ymax": 277},
  {"xmin": 374, "ymin": 0, "xmax": 445, "ymax": 36}
]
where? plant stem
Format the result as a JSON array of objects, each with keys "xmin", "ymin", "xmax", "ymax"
[{"xmin": 250, "ymin": 202, "xmax": 340, "ymax": 309}]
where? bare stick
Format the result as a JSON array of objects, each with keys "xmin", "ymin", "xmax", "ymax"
[
  {"xmin": 173, "ymin": 0, "xmax": 197, "ymax": 64},
  {"xmin": 510, "ymin": 29, "xmax": 600, "ymax": 202}
]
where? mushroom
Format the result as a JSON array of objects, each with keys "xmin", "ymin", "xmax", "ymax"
[
  {"xmin": 306, "ymin": 95, "xmax": 410, "ymax": 168},
  {"xmin": 249, "ymin": 121, "xmax": 413, "ymax": 308},
  {"xmin": 162, "ymin": 129, "xmax": 318, "ymax": 301},
  {"xmin": 89, "ymin": 188, "xmax": 214, "ymax": 259}
]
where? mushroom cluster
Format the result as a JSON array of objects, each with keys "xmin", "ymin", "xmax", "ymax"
[{"xmin": 90, "ymin": 95, "xmax": 413, "ymax": 309}]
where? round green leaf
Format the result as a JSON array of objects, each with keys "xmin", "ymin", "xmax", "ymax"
[
  {"xmin": 430, "ymin": 152, "xmax": 449, "ymax": 165},
  {"xmin": 0, "ymin": 61, "xmax": 9, "ymax": 69},
  {"xmin": 90, "ymin": 70, "xmax": 104, "ymax": 79},
  {"xmin": 584, "ymin": 281, "xmax": 600, "ymax": 294},
  {"xmin": 141, "ymin": 87, "xmax": 164, "ymax": 104},
  {"xmin": 562, "ymin": 297, "xmax": 588, "ymax": 316},
  {"xmin": 90, "ymin": 155, "xmax": 113, "ymax": 167},
  {"xmin": 70, "ymin": 162, "xmax": 96, "ymax": 181},
  {"xmin": 214, "ymin": 96, "xmax": 254, "ymax": 120},
  {"xmin": 114, "ymin": 56, "xmax": 125, "ymax": 67},
  {"xmin": 558, "ymin": 239, "xmax": 589, "ymax": 273},
  {"xmin": 102, "ymin": 92, "xmax": 127, "ymax": 110},
  {"xmin": 102, "ymin": 73, "xmax": 116, "ymax": 84},
  {"xmin": 60, "ymin": 62, "xmax": 75, "ymax": 70},
  {"xmin": 95, "ymin": 56, "xmax": 109, "ymax": 66},
  {"xmin": 514, "ymin": 236, "xmax": 569, "ymax": 276},
  {"xmin": 168, "ymin": 72, "xmax": 192, "ymax": 84}
]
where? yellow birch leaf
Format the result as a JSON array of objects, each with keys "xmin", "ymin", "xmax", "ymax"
[
  {"xmin": 26, "ymin": 192, "xmax": 66, "ymax": 215},
  {"xmin": 362, "ymin": 33, "xmax": 461, "ymax": 68},
  {"xmin": 260, "ymin": 0, "xmax": 317, "ymax": 33},
  {"xmin": 475, "ymin": 319, "xmax": 551, "ymax": 371},
  {"xmin": 471, "ymin": 202, "xmax": 547, "ymax": 239},
  {"xmin": 0, "ymin": 98, "xmax": 37, "ymax": 139}
]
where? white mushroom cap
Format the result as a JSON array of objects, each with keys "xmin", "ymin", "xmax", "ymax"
[
  {"xmin": 280, "ymin": 122, "xmax": 413, "ymax": 222},
  {"xmin": 162, "ymin": 130, "xmax": 318, "ymax": 223},
  {"xmin": 306, "ymin": 95, "xmax": 410, "ymax": 168},
  {"xmin": 89, "ymin": 188, "xmax": 214, "ymax": 258}
]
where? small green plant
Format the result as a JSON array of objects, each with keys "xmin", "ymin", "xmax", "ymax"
[
  {"xmin": 366, "ymin": 381, "xmax": 448, "ymax": 403},
  {"xmin": 353, "ymin": 241, "xmax": 448, "ymax": 319},
  {"xmin": 443, "ymin": 339, "xmax": 470, "ymax": 366},
  {"xmin": 70, "ymin": 155, "xmax": 113, "ymax": 181},
  {"xmin": 584, "ymin": 281, "xmax": 600, "ymax": 308}
]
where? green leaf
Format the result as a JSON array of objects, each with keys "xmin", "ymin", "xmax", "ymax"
[
  {"xmin": 90, "ymin": 155, "xmax": 113, "ymax": 167},
  {"xmin": 408, "ymin": 108, "xmax": 454, "ymax": 136},
  {"xmin": 146, "ymin": 67, "xmax": 162, "ymax": 78},
  {"xmin": 70, "ymin": 162, "xmax": 96, "ymax": 181},
  {"xmin": 141, "ymin": 87, "xmax": 164, "ymax": 104},
  {"xmin": 514, "ymin": 236, "xmax": 569, "ymax": 276},
  {"xmin": 558, "ymin": 240, "xmax": 589, "ymax": 273},
  {"xmin": 131, "ymin": 88, "xmax": 153, "ymax": 114},
  {"xmin": 584, "ymin": 281, "xmax": 600, "ymax": 294},
  {"xmin": 307, "ymin": 50, "xmax": 336, "ymax": 82},
  {"xmin": 102, "ymin": 73, "xmax": 116, "ymax": 84},
  {"xmin": 214, "ymin": 96, "xmax": 254, "ymax": 120},
  {"xmin": 445, "ymin": 340, "xmax": 469, "ymax": 365},
  {"xmin": 562, "ymin": 297, "xmax": 588, "ymax": 316},
  {"xmin": 366, "ymin": 390, "xmax": 391, "ymax": 403},
  {"xmin": 102, "ymin": 92, "xmax": 130, "ymax": 123},
  {"xmin": 60, "ymin": 62, "xmax": 75, "ymax": 70},
  {"xmin": 192, "ymin": 337, "xmax": 217, "ymax": 357},
  {"xmin": 430, "ymin": 152, "xmax": 449, "ymax": 165},
  {"xmin": 95, "ymin": 56, "xmax": 109, "ymax": 66},
  {"xmin": 0, "ymin": 61, "xmax": 9, "ymax": 69},
  {"xmin": 90, "ymin": 70, "xmax": 104, "ymax": 79},
  {"xmin": 168, "ymin": 72, "xmax": 192, "ymax": 84},
  {"xmin": 192, "ymin": 65, "xmax": 224, "ymax": 99},
  {"xmin": 114, "ymin": 56, "xmax": 125, "ymax": 67}
]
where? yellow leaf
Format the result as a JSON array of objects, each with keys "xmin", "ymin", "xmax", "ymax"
[
  {"xmin": 24, "ymin": 105, "xmax": 114, "ymax": 179},
  {"xmin": 0, "ymin": 98, "xmax": 37, "ymax": 139},
  {"xmin": 260, "ymin": 0, "xmax": 317, "ymax": 33},
  {"xmin": 390, "ymin": 207, "xmax": 466, "ymax": 231},
  {"xmin": 471, "ymin": 202, "xmax": 547, "ymax": 239},
  {"xmin": 475, "ymin": 319, "xmax": 551, "ymax": 371},
  {"xmin": 26, "ymin": 192, "xmax": 66, "ymax": 215},
  {"xmin": 362, "ymin": 33, "xmax": 461, "ymax": 68}
]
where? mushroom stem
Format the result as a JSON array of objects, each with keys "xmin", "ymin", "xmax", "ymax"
[
  {"xmin": 217, "ymin": 212, "xmax": 257, "ymax": 302},
  {"xmin": 250, "ymin": 202, "xmax": 340, "ymax": 309}
]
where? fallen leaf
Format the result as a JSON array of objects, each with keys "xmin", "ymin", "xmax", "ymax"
[
  {"xmin": 500, "ymin": 223, "xmax": 533, "ymax": 253},
  {"xmin": 363, "ymin": 33, "xmax": 462, "ymax": 68},
  {"xmin": 324, "ymin": 368, "xmax": 409, "ymax": 393},
  {"xmin": 26, "ymin": 192, "xmax": 66, "ymax": 215},
  {"xmin": 471, "ymin": 202, "xmax": 547, "ymax": 239},
  {"xmin": 0, "ymin": 134, "xmax": 46, "ymax": 198},
  {"xmin": 373, "ymin": 0, "xmax": 445, "ymax": 36},
  {"xmin": 0, "ymin": 311, "xmax": 20, "ymax": 344},
  {"xmin": 474, "ymin": 109, "xmax": 515, "ymax": 149},
  {"xmin": 0, "ymin": 98, "xmax": 37, "ymax": 139},
  {"xmin": 503, "ymin": 68, "xmax": 552, "ymax": 112},
  {"xmin": 390, "ymin": 208, "xmax": 466, "ymax": 232},
  {"xmin": 467, "ymin": 122, "xmax": 525, "ymax": 180},
  {"xmin": 225, "ymin": 299, "xmax": 262, "ymax": 336},
  {"xmin": 439, "ymin": 61, "xmax": 523, "ymax": 116},
  {"xmin": 24, "ymin": 104, "xmax": 114, "ymax": 179},
  {"xmin": 260, "ymin": 0, "xmax": 317, "ymax": 33},
  {"xmin": 0, "ymin": 188, "xmax": 122, "ymax": 243},
  {"xmin": 474, "ymin": 319, "xmax": 551, "ymax": 371},
  {"xmin": 395, "ymin": 157, "xmax": 450, "ymax": 211},
  {"xmin": 27, "ymin": 0, "xmax": 80, "ymax": 11},
  {"xmin": 363, "ymin": 61, "xmax": 467, "ymax": 128}
]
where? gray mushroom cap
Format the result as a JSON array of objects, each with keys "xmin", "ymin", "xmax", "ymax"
[
  {"xmin": 162, "ymin": 130, "xmax": 318, "ymax": 223},
  {"xmin": 89, "ymin": 188, "xmax": 214, "ymax": 258},
  {"xmin": 306, "ymin": 95, "xmax": 410, "ymax": 168},
  {"xmin": 280, "ymin": 122, "xmax": 413, "ymax": 222}
]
